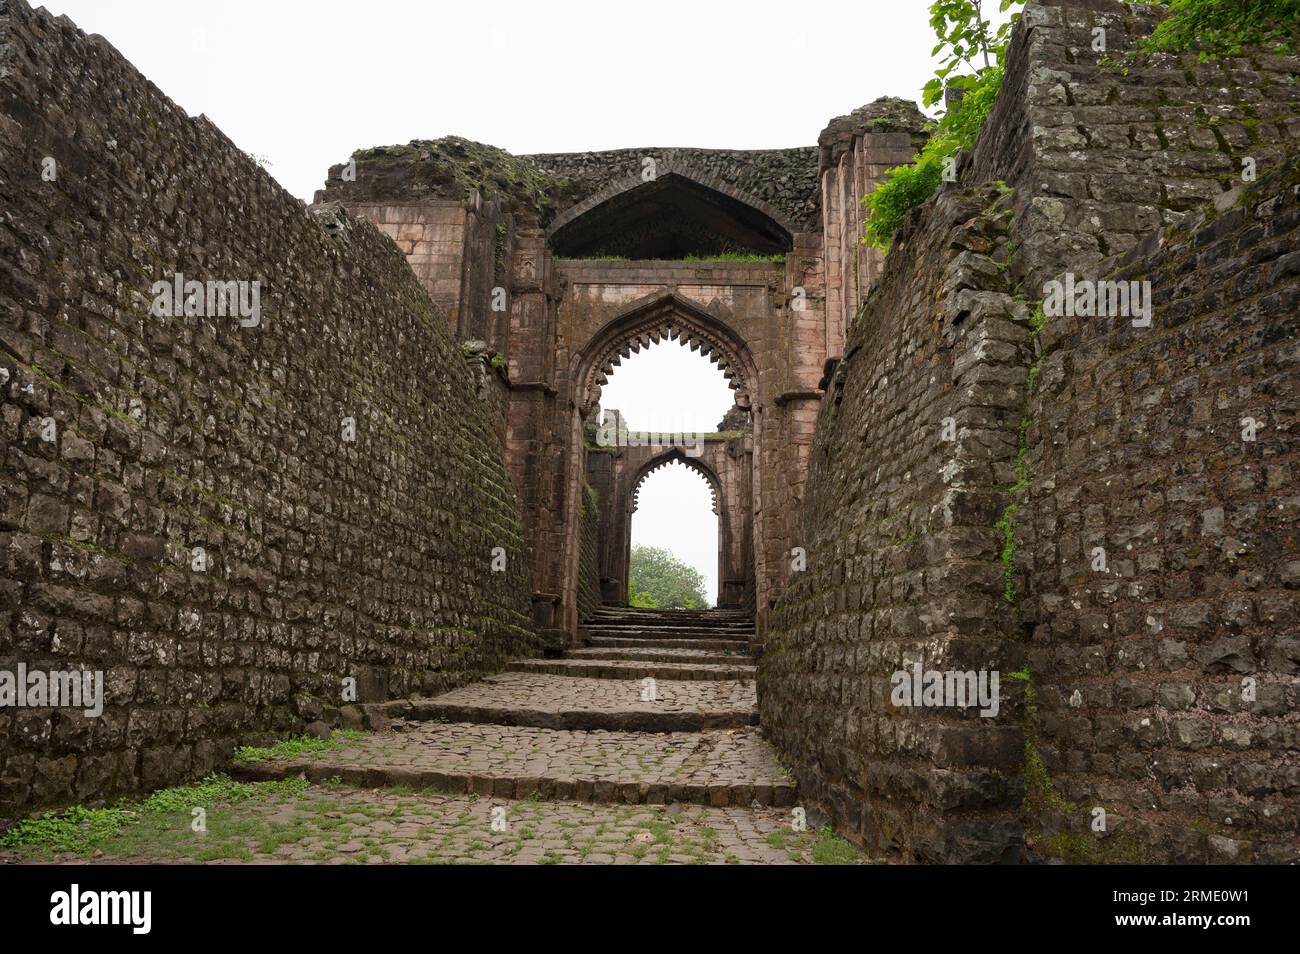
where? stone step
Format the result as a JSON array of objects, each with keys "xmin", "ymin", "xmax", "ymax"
[
  {"xmin": 587, "ymin": 635, "xmax": 751, "ymax": 652},
  {"xmin": 585, "ymin": 621, "xmax": 759, "ymax": 629},
  {"xmin": 232, "ymin": 722, "xmax": 795, "ymax": 807},
  {"xmin": 586, "ymin": 616, "xmax": 752, "ymax": 628},
  {"xmin": 569, "ymin": 646, "xmax": 751, "ymax": 665},
  {"xmin": 381, "ymin": 672, "xmax": 757, "ymax": 731},
  {"xmin": 584, "ymin": 625, "xmax": 755, "ymax": 638},
  {"xmin": 507, "ymin": 658, "xmax": 756, "ymax": 681},
  {"xmin": 588, "ymin": 610, "xmax": 752, "ymax": 620}
]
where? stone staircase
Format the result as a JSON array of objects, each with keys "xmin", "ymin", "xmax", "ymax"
[
  {"xmin": 508, "ymin": 606, "xmax": 757, "ymax": 682},
  {"xmin": 237, "ymin": 607, "xmax": 795, "ymax": 809}
]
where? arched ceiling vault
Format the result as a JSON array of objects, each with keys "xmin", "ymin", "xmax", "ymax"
[{"xmin": 549, "ymin": 170, "xmax": 794, "ymax": 259}]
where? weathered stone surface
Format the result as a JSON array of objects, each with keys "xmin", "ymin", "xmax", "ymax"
[
  {"xmin": 0, "ymin": 0, "xmax": 536, "ymax": 817},
  {"xmin": 233, "ymin": 721, "xmax": 791, "ymax": 807},
  {"xmin": 0, "ymin": 0, "xmax": 1295, "ymax": 868},
  {"xmin": 761, "ymin": 1, "xmax": 1300, "ymax": 864}
]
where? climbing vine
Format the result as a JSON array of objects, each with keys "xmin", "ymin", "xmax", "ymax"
[{"xmin": 863, "ymin": 0, "xmax": 1024, "ymax": 248}]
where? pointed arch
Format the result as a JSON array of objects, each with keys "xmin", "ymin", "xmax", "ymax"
[
  {"xmin": 575, "ymin": 291, "xmax": 760, "ymax": 419},
  {"xmin": 629, "ymin": 449, "xmax": 720, "ymax": 516}
]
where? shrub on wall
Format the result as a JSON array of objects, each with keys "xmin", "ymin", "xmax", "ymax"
[
  {"xmin": 1142, "ymin": 0, "xmax": 1300, "ymax": 57},
  {"xmin": 864, "ymin": 0, "xmax": 1023, "ymax": 249},
  {"xmin": 863, "ymin": 68, "xmax": 1004, "ymax": 248}
]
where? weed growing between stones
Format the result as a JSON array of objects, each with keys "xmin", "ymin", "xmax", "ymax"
[
  {"xmin": 811, "ymin": 825, "xmax": 861, "ymax": 865},
  {"xmin": 0, "ymin": 774, "xmax": 309, "ymax": 859},
  {"xmin": 232, "ymin": 728, "xmax": 364, "ymax": 763}
]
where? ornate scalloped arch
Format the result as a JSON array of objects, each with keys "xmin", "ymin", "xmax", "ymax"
[
  {"xmin": 629, "ymin": 449, "xmax": 720, "ymax": 516},
  {"xmin": 577, "ymin": 292, "xmax": 757, "ymax": 418}
]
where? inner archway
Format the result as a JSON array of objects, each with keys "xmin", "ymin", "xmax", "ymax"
[
  {"xmin": 591, "ymin": 332, "xmax": 738, "ymax": 609},
  {"xmin": 560, "ymin": 280, "xmax": 765, "ymax": 630},
  {"xmin": 599, "ymin": 338, "xmax": 736, "ymax": 436},
  {"xmin": 628, "ymin": 459, "xmax": 720, "ymax": 607}
]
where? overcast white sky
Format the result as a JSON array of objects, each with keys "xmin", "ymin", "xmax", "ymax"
[
  {"xmin": 40, "ymin": 0, "xmax": 956, "ymax": 203},
  {"xmin": 40, "ymin": 0, "xmax": 1009, "ymax": 605}
]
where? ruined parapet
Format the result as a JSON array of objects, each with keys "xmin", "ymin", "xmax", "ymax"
[
  {"xmin": 526, "ymin": 146, "xmax": 822, "ymax": 234},
  {"xmin": 817, "ymin": 95, "xmax": 930, "ymax": 174},
  {"xmin": 817, "ymin": 96, "xmax": 930, "ymax": 350},
  {"xmin": 716, "ymin": 403, "xmax": 753, "ymax": 433},
  {"xmin": 315, "ymin": 135, "xmax": 582, "ymax": 227},
  {"xmin": 316, "ymin": 137, "xmax": 823, "ymax": 237}
]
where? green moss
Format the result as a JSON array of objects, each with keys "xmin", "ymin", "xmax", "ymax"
[
  {"xmin": 40, "ymin": 533, "xmax": 109, "ymax": 556},
  {"xmin": 812, "ymin": 826, "xmax": 861, "ymax": 865},
  {"xmin": 493, "ymin": 222, "xmax": 508, "ymax": 281},
  {"xmin": 0, "ymin": 774, "xmax": 308, "ymax": 858},
  {"xmin": 1, "ymin": 348, "xmax": 143, "ymax": 430},
  {"xmin": 582, "ymin": 483, "xmax": 600, "ymax": 516},
  {"xmin": 232, "ymin": 729, "xmax": 363, "ymax": 764}
]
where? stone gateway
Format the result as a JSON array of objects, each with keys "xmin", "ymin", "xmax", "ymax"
[{"xmin": 0, "ymin": 0, "xmax": 1296, "ymax": 866}]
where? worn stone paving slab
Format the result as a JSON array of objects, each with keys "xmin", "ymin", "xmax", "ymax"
[
  {"xmin": 383, "ymin": 672, "xmax": 758, "ymax": 731},
  {"xmin": 5, "ymin": 787, "xmax": 859, "ymax": 865},
  {"xmin": 234, "ymin": 723, "xmax": 793, "ymax": 806},
  {"xmin": 506, "ymin": 657, "xmax": 756, "ymax": 681}
]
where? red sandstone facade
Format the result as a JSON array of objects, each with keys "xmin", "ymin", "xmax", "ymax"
[{"xmin": 320, "ymin": 114, "xmax": 921, "ymax": 644}]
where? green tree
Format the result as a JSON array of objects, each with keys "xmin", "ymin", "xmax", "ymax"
[{"xmin": 628, "ymin": 545, "xmax": 711, "ymax": 609}]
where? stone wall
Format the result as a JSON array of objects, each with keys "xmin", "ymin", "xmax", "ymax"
[
  {"xmin": 970, "ymin": 0, "xmax": 1300, "ymax": 295},
  {"xmin": 760, "ymin": 0, "xmax": 1300, "ymax": 863},
  {"xmin": 1019, "ymin": 159, "xmax": 1300, "ymax": 863},
  {"xmin": 0, "ymin": 0, "xmax": 536, "ymax": 816},
  {"xmin": 760, "ymin": 183, "xmax": 1030, "ymax": 863},
  {"xmin": 575, "ymin": 481, "xmax": 602, "ymax": 627}
]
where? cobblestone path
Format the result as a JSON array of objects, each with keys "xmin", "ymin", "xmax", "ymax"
[{"xmin": 4, "ymin": 610, "xmax": 866, "ymax": 865}]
